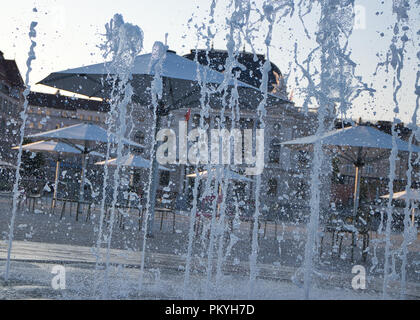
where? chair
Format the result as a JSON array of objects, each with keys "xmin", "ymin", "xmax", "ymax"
[
  {"xmin": 320, "ymin": 208, "xmax": 371, "ymax": 262},
  {"xmin": 156, "ymin": 191, "xmax": 177, "ymax": 233}
]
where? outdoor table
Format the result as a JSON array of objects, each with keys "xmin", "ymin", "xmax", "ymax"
[
  {"xmin": 320, "ymin": 223, "xmax": 369, "ymax": 262},
  {"xmin": 27, "ymin": 194, "xmax": 42, "ymax": 213},
  {"xmin": 194, "ymin": 211, "xmax": 221, "ymax": 238},
  {"xmin": 194, "ymin": 212, "xmax": 269, "ymax": 240},
  {"xmin": 156, "ymin": 207, "xmax": 175, "ymax": 233},
  {"xmin": 259, "ymin": 218, "xmax": 278, "ymax": 238},
  {"xmin": 53, "ymin": 198, "xmax": 92, "ymax": 221},
  {"xmin": 238, "ymin": 215, "xmax": 263, "ymax": 242},
  {"xmin": 194, "ymin": 212, "xmax": 240, "ymax": 239},
  {"xmin": 103, "ymin": 204, "xmax": 143, "ymax": 230}
]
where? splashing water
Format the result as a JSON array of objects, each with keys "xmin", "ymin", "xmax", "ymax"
[
  {"xmin": 400, "ymin": 50, "xmax": 420, "ymax": 298},
  {"xmin": 295, "ymin": 0, "xmax": 373, "ymax": 299},
  {"xmin": 381, "ymin": 1, "xmax": 410, "ymax": 299},
  {"xmin": 1, "ymin": 0, "xmax": 419, "ymax": 301},
  {"xmin": 182, "ymin": 29, "xmax": 214, "ymax": 298},
  {"xmin": 94, "ymin": 14, "xmax": 143, "ymax": 298},
  {"xmin": 138, "ymin": 40, "xmax": 167, "ymax": 292},
  {"xmin": 4, "ymin": 17, "xmax": 38, "ymax": 282}
]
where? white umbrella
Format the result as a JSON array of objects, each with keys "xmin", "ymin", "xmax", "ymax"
[
  {"xmin": 27, "ymin": 123, "xmax": 143, "ymax": 218},
  {"xmin": 0, "ymin": 160, "xmax": 17, "ymax": 170},
  {"xmin": 13, "ymin": 140, "xmax": 82, "ymax": 154},
  {"xmin": 380, "ymin": 189, "xmax": 420, "ymax": 201},
  {"xmin": 186, "ymin": 168, "xmax": 253, "ymax": 182},
  {"xmin": 381, "ymin": 189, "xmax": 420, "ymax": 225},
  {"xmin": 282, "ymin": 125, "xmax": 420, "ymax": 217},
  {"xmin": 37, "ymin": 43, "xmax": 284, "ymax": 109},
  {"xmin": 28, "ymin": 122, "xmax": 142, "ymax": 147},
  {"xmin": 95, "ymin": 154, "xmax": 171, "ymax": 171},
  {"xmin": 282, "ymin": 125, "xmax": 420, "ymax": 152},
  {"xmin": 13, "ymin": 140, "xmax": 80, "ymax": 207},
  {"xmin": 95, "ymin": 154, "xmax": 171, "ymax": 208},
  {"xmin": 12, "ymin": 140, "xmax": 104, "ymax": 208},
  {"xmin": 187, "ymin": 167, "xmax": 253, "ymax": 217}
]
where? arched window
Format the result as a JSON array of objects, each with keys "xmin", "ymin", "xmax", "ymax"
[
  {"xmin": 365, "ymin": 165, "xmax": 374, "ymax": 174},
  {"xmin": 132, "ymin": 130, "xmax": 145, "ymax": 154},
  {"xmin": 134, "ymin": 130, "xmax": 145, "ymax": 145},
  {"xmin": 297, "ymin": 150, "xmax": 309, "ymax": 165},
  {"xmin": 269, "ymin": 138, "xmax": 281, "ymax": 164},
  {"xmin": 192, "ymin": 114, "xmax": 201, "ymax": 128},
  {"xmin": 268, "ymin": 178, "xmax": 278, "ymax": 197},
  {"xmin": 159, "ymin": 171, "xmax": 170, "ymax": 186},
  {"xmin": 273, "ymin": 123, "xmax": 281, "ymax": 131}
]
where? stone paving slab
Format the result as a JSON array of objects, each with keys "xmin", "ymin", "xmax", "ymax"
[{"xmin": 0, "ymin": 240, "xmax": 418, "ymax": 299}]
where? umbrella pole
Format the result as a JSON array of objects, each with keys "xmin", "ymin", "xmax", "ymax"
[
  {"xmin": 217, "ymin": 183, "xmax": 222, "ymax": 217},
  {"xmin": 411, "ymin": 206, "xmax": 415, "ymax": 227},
  {"xmin": 76, "ymin": 151, "xmax": 87, "ymax": 221},
  {"xmin": 147, "ymin": 149, "xmax": 160, "ymax": 237},
  {"xmin": 353, "ymin": 165, "xmax": 362, "ymax": 217},
  {"xmin": 127, "ymin": 171, "xmax": 134, "ymax": 209},
  {"xmin": 351, "ymin": 164, "xmax": 362, "ymax": 262},
  {"xmin": 52, "ymin": 159, "xmax": 61, "ymax": 209},
  {"xmin": 146, "ymin": 110, "xmax": 163, "ymax": 237}
]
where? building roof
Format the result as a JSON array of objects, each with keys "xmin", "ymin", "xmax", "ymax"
[
  {"xmin": 28, "ymin": 91, "xmax": 109, "ymax": 112},
  {"xmin": 0, "ymin": 51, "xmax": 24, "ymax": 88},
  {"xmin": 183, "ymin": 49, "xmax": 286, "ymax": 96}
]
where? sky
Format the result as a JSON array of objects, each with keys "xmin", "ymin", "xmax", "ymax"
[{"xmin": 0, "ymin": 0, "xmax": 419, "ymax": 124}]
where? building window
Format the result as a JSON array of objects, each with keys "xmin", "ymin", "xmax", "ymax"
[
  {"xmin": 365, "ymin": 165, "xmax": 374, "ymax": 174},
  {"xmin": 159, "ymin": 171, "xmax": 170, "ymax": 186},
  {"xmin": 239, "ymin": 118, "xmax": 254, "ymax": 129},
  {"xmin": 269, "ymin": 150, "xmax": 280, "ymax": 164},
  {"xmin": 297, "ymin": 150, "xmax": 309, "ymax": 165},
  {"xmin": 134, "ymin": 130, "xmax": 145, "ymax": 145},
  {"xmin": 344, "ymin": 164, "xmax": 354, "ymax": 174},
  {"xmin": 267, "ymin": 179, "xmax": 277, "ymax": 197},
  {"xmin": 296, "ymin": 179, "xmax": 308, "ymax": 199},
  {"xmin": 192, "ymin": 114, "xmax": 201, "ymax": 128},
  {"xmin": 269, "ymin": 138, "xmax": 281, "ymax": 164},
  {"xmin": 132, "ymin": 130, "xmax": 145, "ymax": 154}
]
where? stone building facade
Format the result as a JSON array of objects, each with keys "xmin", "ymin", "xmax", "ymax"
[
  {"xmin": 123, "ymin": 49, "xmax": 329, "ymax": 221},
  {"xmin": 0, "ymin": 48, "xmax": 334, "ymax": 221},
  {"xmin": 0, "ymin": 51, "xmax": 24, "ymax": 166}
]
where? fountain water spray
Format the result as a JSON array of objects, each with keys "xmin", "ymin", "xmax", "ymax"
[
  {"xmin": 400, "ymin": 60, "xmax": 420, "ymax": 297},
  {"xmin": 4, "ymin": 15, "xmax": 38, "ymax": 282},
  {"xmin": 295, "ymin": 0, "xmax": 373, "ymax": 299},
  {"xmin": 248, "ymin": 1, "xmax": 288, "ymax": 298},
  {"xmin": 182, "ymin": 32, "xmax": 213, "ymax": 298},
  {"xmin": 202, "ymin": 0, "xmax": 255, "ymax": 297},
  {"xmin": 397, "ymin": 0, "xmax": 419, "ymax": 300},
  {"xmin": 381, "ymin": 0, "xmax": 411, "ymax": 299},
  {"xmin": 181, "ymin": 8, "xmax": 220, "ymax": 297},
  {"xmin": 138, "ymin": 41, "xmax": 167, "ymax": 293},
  {"xmin": 93, "ymin": 14, "xmax": 143, "ymax": 298},
  {"xmin": 2, "ymin": 0, "xmax": 418, "ymax": 301}
]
